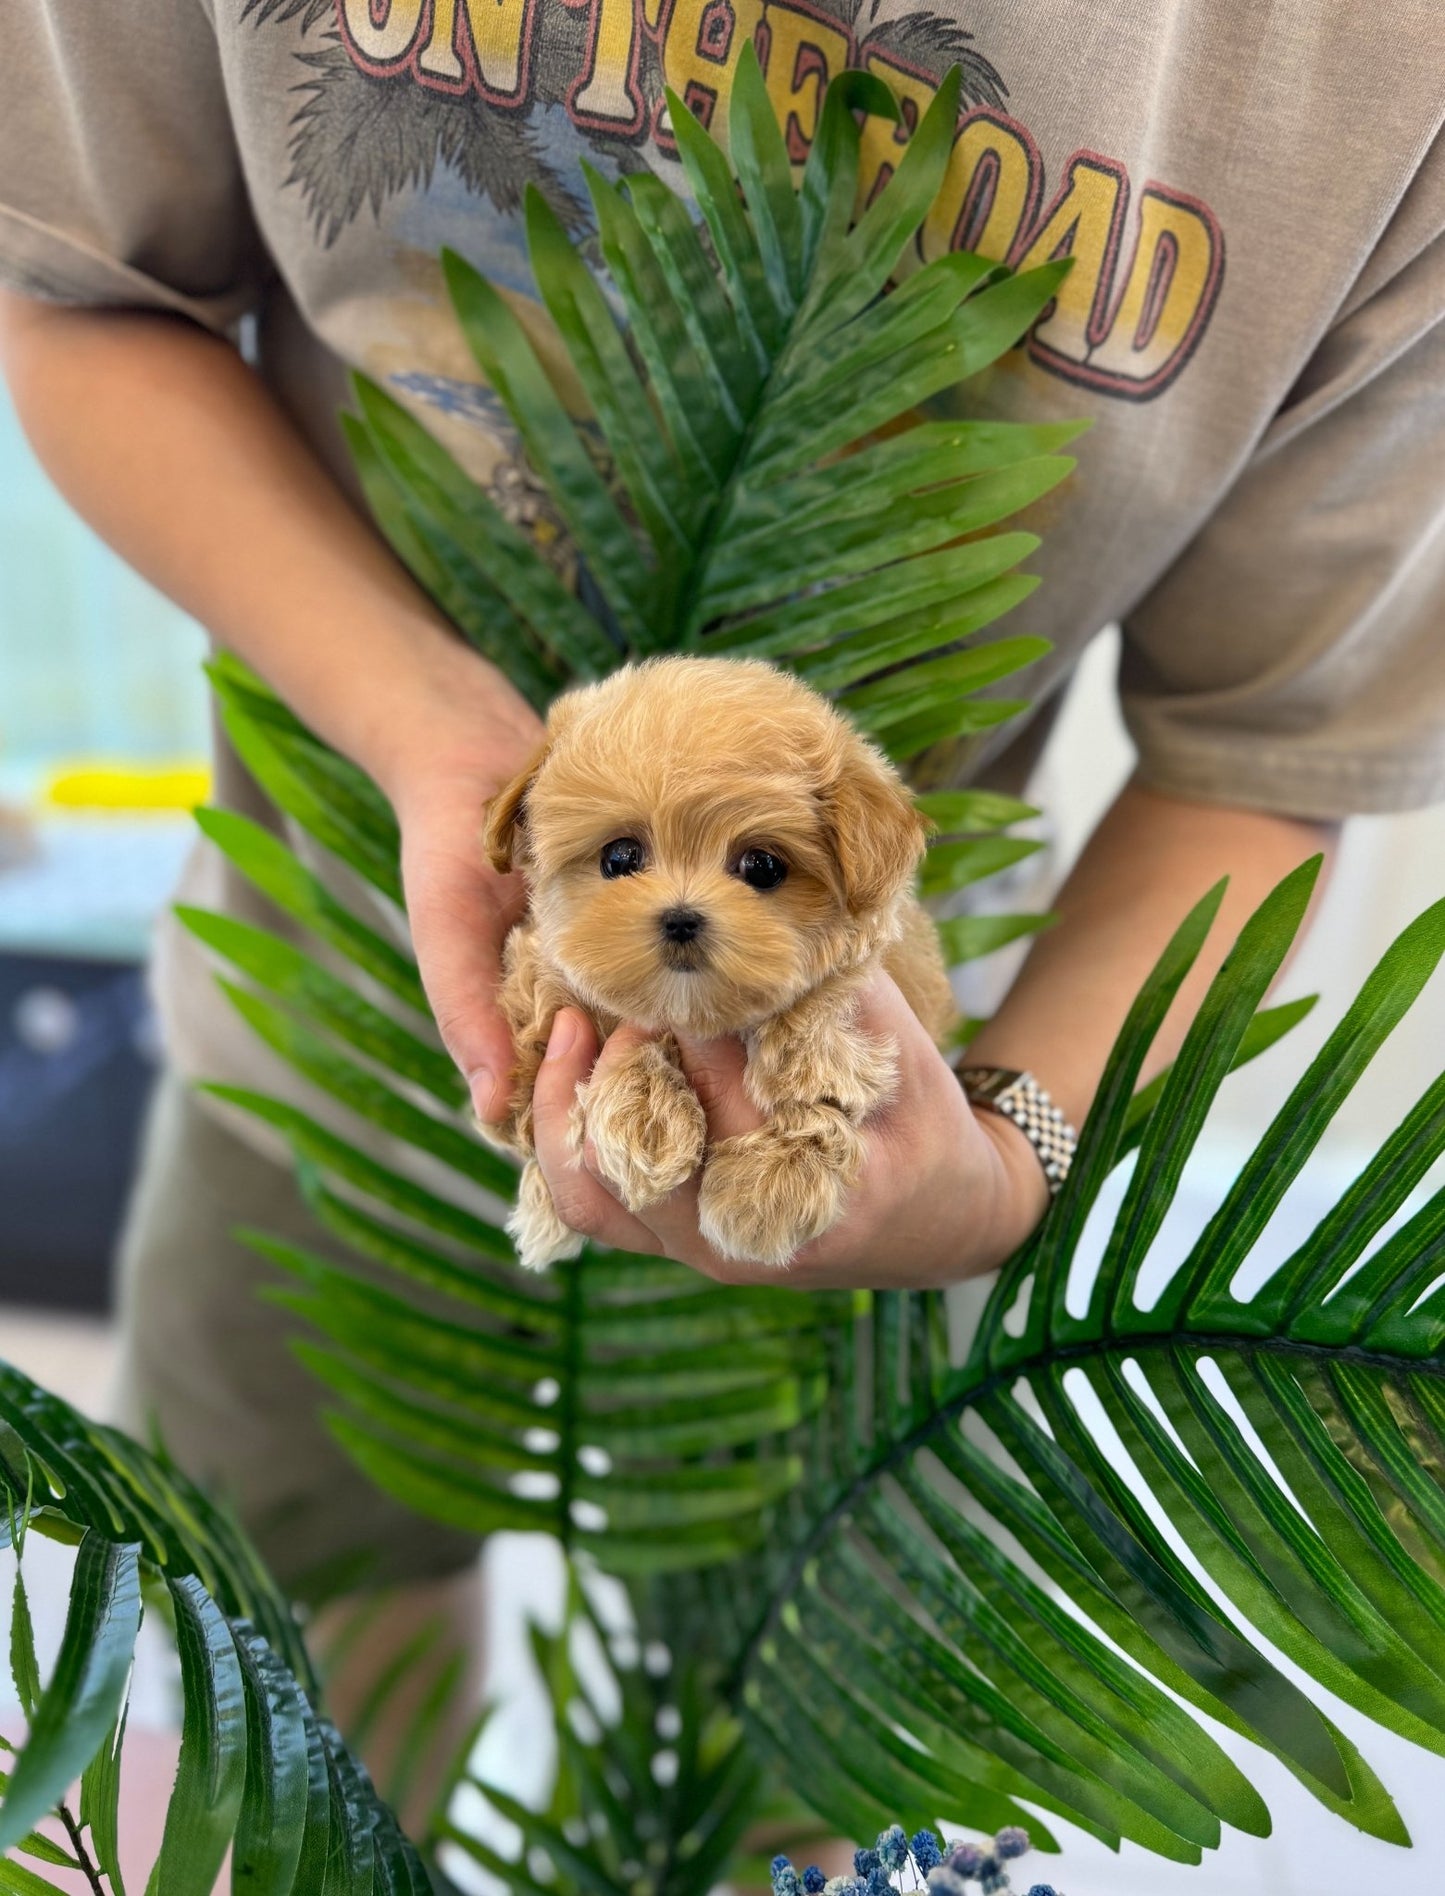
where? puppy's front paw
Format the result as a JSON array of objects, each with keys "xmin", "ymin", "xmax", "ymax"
[
  {"xmin": 581, "ymin": 1037, "xmax": 707, "ymax": 1212},
  {"xmin": 698, "ymin": 1105, "xmax": 864, "ymax": 1267},
  {"xmin": 751, "ymin": 1020, "xmax": 900, "ymax": 1119},
  {"xmin": 507, "ymin": 1158, "xmax": 585, "ymax": 1272}
]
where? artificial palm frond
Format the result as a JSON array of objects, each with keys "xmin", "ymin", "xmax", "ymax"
[
  {"xmin": 343, "ymin": 44, "xmax": 1080, "ymax": 776},
  {"xmin": 702, "ymin": 860, "xmax": 1445, "ymax": 1865},
  {"xmin": 0, "ymin": 1364, "xmax": 425, "ymax": 1893},
  {"xmin": 437, "ymin": 1568, "xmax": 779, "ymax": 1896}
]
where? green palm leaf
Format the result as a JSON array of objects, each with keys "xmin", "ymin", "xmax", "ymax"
[
  {"xmin": 0, "ymin": 1366, "xmax": 423, "ymax": 1891},
  {"xmin": 347, "ymin": 45, "xmax": 1079, "ymax": 765},
  {"xmin": 0, "ymin": 1534, "xmax": 140, "ymax": 1858},
  {"xmin": 712, "ymin": 862, "xmax": 1445, "ymax": 1863},
  {"xmin": 439, "ymin": 1572, "xmax": 771, "ymax": 1896}
]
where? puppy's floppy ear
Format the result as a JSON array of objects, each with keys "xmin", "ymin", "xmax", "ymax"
[
  {"xmin": 483, "ymin": 741, "xmax": 549, "ymax": 873},
  {"xmin": 823, "ymin": 732, "xmax": 929, "ymax": 914}
]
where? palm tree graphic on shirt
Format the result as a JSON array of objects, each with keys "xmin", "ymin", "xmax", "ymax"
[{"xmin": 241, "ymin": 0, "xmax": 1007, "ymax": 247}]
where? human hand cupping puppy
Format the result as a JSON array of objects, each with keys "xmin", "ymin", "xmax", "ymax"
[
  {"xmin": 526, "ymin": 972, "xmax": 1051, "ymax": 1289},
  {"xmin": 365, "ymin": 650, "xmax": 544, "ymax": 1130}
]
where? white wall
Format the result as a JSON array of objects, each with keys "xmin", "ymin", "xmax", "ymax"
[
  {"xmin": 1016, "ymin": 629, "xmax": 1445, "ymax": 1896},
  {"xmin": 0, "ymin": 394, "xmax": 209, "ymax": 772},
  {"xmin": 1035, "ymin": 626, "xmax": 1445, "ymax": 1154}
]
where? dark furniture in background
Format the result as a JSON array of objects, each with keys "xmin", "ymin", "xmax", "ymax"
[{"xmin": 0, "ymin": 950, "xmax": 158, "ymax": 1313}]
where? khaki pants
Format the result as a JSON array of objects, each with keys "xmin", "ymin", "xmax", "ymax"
[{"xmin": 112, "ymin": 1072, "xmax": 480, "ymax": 1600}]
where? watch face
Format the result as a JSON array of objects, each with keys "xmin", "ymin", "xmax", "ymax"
[{"xmin": 959, "ymin": 1067, "xmax": 1026, "ymax": 1105}]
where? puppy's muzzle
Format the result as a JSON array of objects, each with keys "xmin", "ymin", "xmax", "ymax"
[{"xmin": 659, "ymin": 905, "xmax": 707, "ymax": 969}]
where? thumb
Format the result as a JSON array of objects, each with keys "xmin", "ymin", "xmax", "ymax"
[
  {"xmin": 671, "ymin": 1031, "xmax": 765, "ymax": 1143},
  {"xmin": 404, "ymin": 843, "xmax": 524, "ymax": 1125}
]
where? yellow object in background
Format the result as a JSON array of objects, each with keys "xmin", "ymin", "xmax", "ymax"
[{"xmin": 41, "ymin": 759, "xmax": 212, "ymax": 813}]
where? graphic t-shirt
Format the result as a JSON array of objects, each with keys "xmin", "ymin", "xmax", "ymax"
[{"xmin": 2, "ymin": 1, "xmax": 1444, "ymax": 1130}]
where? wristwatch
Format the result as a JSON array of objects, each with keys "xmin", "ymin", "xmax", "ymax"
[{"xmin": 956, "ymin": 1066, "xmax": 1077, "ymax": 1195}]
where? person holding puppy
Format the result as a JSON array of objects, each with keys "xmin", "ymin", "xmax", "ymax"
[{"xmin": 2, "ymin": 0, "xmax": 1442, "ymax": 1823}]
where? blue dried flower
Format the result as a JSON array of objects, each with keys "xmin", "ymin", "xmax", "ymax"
[
  {"xmin": 770, "ymin": 1859, "xmax": 801, "ymax": 1896},
  {"xmin": 803, "ymin": 1870, "xmax": 827, "ymax": 1894},
  {"xmin": 994, "ymin": 1827, "xmax": 1031, "ymax": 1862},
  {"xmin": 866, "ymin": 1872, "xmax": 892, "ymax": 1896},
  {"xmin": 979, "ymin": 1864, "xmax": 1006, "ymax": 1896},
  {"xmin": 1025, "ymin": 1887, "xmax": 1060, "ymax": 1896},
  {"xmin": 823, "ymin": 1881, "xmax": 865, "ymax": 1896},
  {"xmin": 946, "ymin": 1842, "xmax": 984, "ymax": 1877},
  {"xmin": 911, "ymin": 1829, "xmax": 943, "ymax": 1873},
  {"xmin": 853, "ymin": 1849, "xmax": 880, "ymax": 1877},
  {"xmin": 877, "ymin": 1826, "xmax": 910, "ymax": 1873}
]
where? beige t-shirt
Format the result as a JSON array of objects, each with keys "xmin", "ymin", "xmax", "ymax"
[{"xmin": 3, "ymin": 1, "xmax": 1444, "ymax": 1137}]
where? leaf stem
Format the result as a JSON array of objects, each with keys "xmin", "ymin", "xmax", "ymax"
[
  {"xmin": 669, "ymin": 215, "xmax": 828, "ymax": 644},
  {"xmin": 56, "ymin": 1799, "xmax": 108, "ymax": 1896},
  {"xmin": 557, "ymin": 1257, "xmax": 585, "ymax": 1551},
  {"xmin": 732, "ymin": 1326, "xmax": 1445, "ymax": 1692}
]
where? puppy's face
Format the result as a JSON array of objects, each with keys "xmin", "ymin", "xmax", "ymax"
[{"xmin": 485, "ymin": 660, "xmax": 926, "ymax": 1036}]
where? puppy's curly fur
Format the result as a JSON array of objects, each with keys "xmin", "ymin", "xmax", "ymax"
[{"xmin": 481, "ymin": 657, "xmax": 957, "ymax": 1270}]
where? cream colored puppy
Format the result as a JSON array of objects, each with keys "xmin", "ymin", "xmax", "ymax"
[{"xmin": 481, "ymin": 656, "xmax": 956, "ymax": 1270}]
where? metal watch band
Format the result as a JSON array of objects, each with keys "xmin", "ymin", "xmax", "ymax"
[{"xmin": 956, "ymin": 1066, "xmax": 1077, "ymax": 1195}]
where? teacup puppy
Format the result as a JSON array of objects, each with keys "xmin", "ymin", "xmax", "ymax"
[{"xmin": 482, "ymin": 656, "xmax": 957, "ymax": 1270}]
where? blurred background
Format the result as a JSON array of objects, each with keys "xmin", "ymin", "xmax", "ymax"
[
  {"xmin": 0, "ymin": 382, "xmax": 209, "ymax": 1326},
  {"xmin": 4, "ymin": 378, "xmax": 1445, "ymax": 1893}
]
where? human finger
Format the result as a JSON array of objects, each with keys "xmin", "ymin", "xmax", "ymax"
[
  {"xmin": 404, "ymin": 829, "xmax": 526, "ymax": 1127},
  {"xmin": 669, "ymin": 1029, "xmax": 766, "ymax": 1143}
]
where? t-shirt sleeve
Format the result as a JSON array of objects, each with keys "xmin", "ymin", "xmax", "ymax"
[
  {"xmin": 0, "ymin": 0, "xmax": 268, "ymax": 329},
  {"xmin": 1118, "ymin": 155, "xmax": 1445, "ymax": 822}
]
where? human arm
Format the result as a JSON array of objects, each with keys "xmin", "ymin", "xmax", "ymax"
[
  {"xmin": 528, "ymin": 779, "xmax": 1334, "ymax": 1287},
  {"xmin": 0, "ymin": 292, "xmax": 541, "ymax": 1119}
]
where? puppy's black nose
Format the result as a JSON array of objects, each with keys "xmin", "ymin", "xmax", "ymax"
[{"xmin": 660, "ymin": 906, "xmax": 705, "ymax": 944}]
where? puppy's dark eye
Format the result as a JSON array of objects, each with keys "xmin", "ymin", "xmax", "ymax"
[
  {"xmin": 736, "ymin": 847, "xmax": 788, "ymax": 891},
  {"xmin": 600, "ymin": 837, "xmax": 646, "ymax": 879}
]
